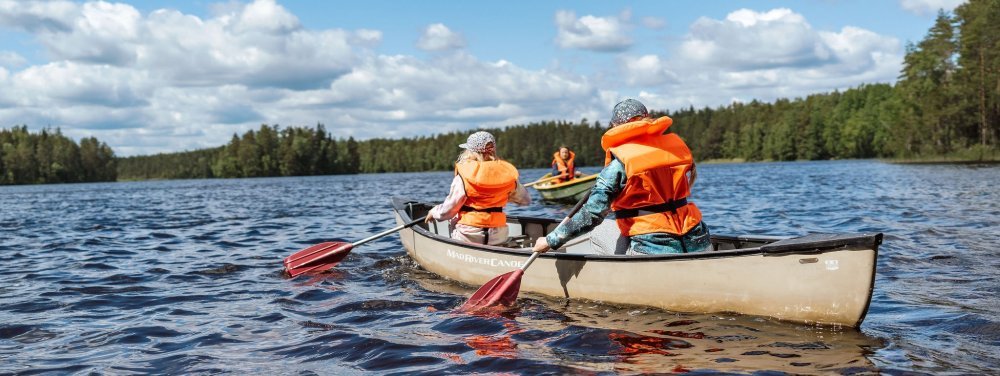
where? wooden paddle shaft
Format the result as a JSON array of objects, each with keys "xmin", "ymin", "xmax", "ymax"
[
  {"xmin": 354, "ymin": 218, "xmax": 423, "ymax": 247},
  {"xmin": 523, "ymin": 189, "xmax": 593, "ymax": 270},
  {"xmin": 559, "ymin": 190, "xmax": 593, "ymax": 226},
  {"xmin": 521, "ymin": 251, "xmax": 541, "ymax": 271}
]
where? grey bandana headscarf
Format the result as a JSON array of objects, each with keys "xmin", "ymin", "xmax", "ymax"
[
  {"xmin": 611, "ymin": 99, "xmax": 648, "ymax": 126},
  {"xmin": 459, "ymin": 131, "xmax": 496, "ymax": 153}
]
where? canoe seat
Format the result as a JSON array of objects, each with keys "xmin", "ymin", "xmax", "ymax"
[
  {"xmin": 503, "ymin": 234, "xmax": 531, "ymax": 248},
  {"xmin": 585, "ymin": 218, "xmax": 629, "ymax": 255}
]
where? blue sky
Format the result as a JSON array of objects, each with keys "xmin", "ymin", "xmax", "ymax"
[{"xmin": 0, "ymin": 0, "xmax": 965, "ymax": 155}]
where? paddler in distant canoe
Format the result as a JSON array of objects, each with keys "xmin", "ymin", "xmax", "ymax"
[
  {"xmin": 533, "ymin": 99, "xmax": 710, "ymax": 255},
  {"xmin": 550, "ymin": 145, "xmax": 582, "ymax": 184}
]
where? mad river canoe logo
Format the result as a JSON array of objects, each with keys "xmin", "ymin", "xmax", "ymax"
[{"xmin": 446, "ymin": 248, "xmax": 525, "ymax": 268}]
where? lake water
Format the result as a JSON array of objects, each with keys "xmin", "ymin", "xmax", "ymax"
[{"xmin": 1, "ymin": 160, "xmax": 997, "ymax": 374}]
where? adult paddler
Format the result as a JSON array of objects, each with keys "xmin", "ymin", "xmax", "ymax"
[
  {"xmin": 424, "ymin": 131, "xmax": 531, "ymax": 246},
  {"xmin": 533, "ymin": 99, "xmax": 710, "ymax": 255}
]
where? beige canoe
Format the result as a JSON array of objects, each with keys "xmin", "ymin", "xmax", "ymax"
[{"xmin": 392, "ymin": 198, "xmax": 881, "ymax": 327}]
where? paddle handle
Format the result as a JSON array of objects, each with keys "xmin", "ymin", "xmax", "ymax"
[{"xmin": 353, "ymin": 217, "xmax": 423, "ymax": 247}]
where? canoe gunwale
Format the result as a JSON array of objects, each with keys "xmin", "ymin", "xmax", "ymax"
[
  {"xmin": 392, "ymin": 197, "xmax": 882, "ymax": 261},
  {"xmin": 534, "ymin": 173, "xmax": 598, "ymax": 191}
]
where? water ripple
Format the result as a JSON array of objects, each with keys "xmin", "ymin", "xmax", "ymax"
[{"xmin": 0, "ymin": 162, "xmax": 997, "ymax": 373}]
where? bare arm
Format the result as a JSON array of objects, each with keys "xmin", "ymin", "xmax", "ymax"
[{"xmin": 509, "ymin": 181, "xmax": 531, "ymax": 206}]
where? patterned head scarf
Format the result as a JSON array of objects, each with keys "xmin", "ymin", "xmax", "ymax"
[
  {"xmin": 459, "ymin": 131, "xmax": 496, "ymax": 154},
  {"xmin": 611, "ymin": 99, "xmax": 648, "ymax": 126}
]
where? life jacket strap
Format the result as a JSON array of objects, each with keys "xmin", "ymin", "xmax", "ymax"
[
  {"xmin": 460, "ymin": 205, "xmax": 504, "ymax": 213},
  {"xmin": 613, "ymin": 198, "xmax": 688, "ymax": 219}
]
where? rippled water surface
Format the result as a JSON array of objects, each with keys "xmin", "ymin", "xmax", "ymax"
[{"xmin": 2, "ymin": 160, "xmax": 998, "ymax": 374}]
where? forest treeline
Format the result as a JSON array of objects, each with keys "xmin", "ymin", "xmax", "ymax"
[
  {"xmin": 3, "ymin": 0, "xmax": 998, "ymax": 184},
  {"xmin": 0, "ymin": 126, "xmax": 116, "ymax": 185},
  {"xmin": 116, "ymin": 122, "xmax": 609, "ymax": 179}
]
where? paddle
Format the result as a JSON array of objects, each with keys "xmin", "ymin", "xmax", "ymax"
[
  {"xmin": 458, "ymin": 190, "xmax": 593, "ymax": 311},
  {"xmin": 523, "ymin": 174, "xmax": 567, "ymax": 187},
  {"xmin": 284, "ymin": 217, "xmax": 423, "ymax": 277}
]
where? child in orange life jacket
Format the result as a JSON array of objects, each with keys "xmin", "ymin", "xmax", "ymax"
[
  {"xmin": 550, "ymin": 146, "xmax": 582, "ymax": 184},
  {"xmin": 424, "ymin": 131, "xmax": 531, "ymax": 246},
  {"xmin": 532, "ymin": 99, "xmax": 710, "ymax": 255}
]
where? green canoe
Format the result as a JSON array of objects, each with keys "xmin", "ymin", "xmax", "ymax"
[{"xmin": 533, "ymin": 173, "xmax": 598, "ymax": 203}]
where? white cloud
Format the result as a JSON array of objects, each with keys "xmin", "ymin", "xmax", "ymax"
[
  {"xmin": 352, "ymin": 28, "xmax": 383, "ymax": 47},
  {"xmin": 2, "ymin": 1, "xmax": 143, "ymax": 65},
  {"xmin": 0, "ymin": 2, "xmax": 910, "ymax": 156},
  {"xmin": 0, "ymin": 1, "xmax": 604, "ymax": 155},
  {"xmin": 554, "ymin": 10, "xmax": 632, "ymax": 52},
  {"xmin": 417, "ymin": 23, "xmax": 465, "ymax": 51},
  {"xmin": 0, "ymin": 0, "xmax": 78, "ymax": 33},
  {"xmin": 819, "ymin": 26, "xmax": 901, "ymax": 74},
  {"xmin": 0, "ymin": 0, "xmax": 368, "ymax": 154},
  {"xmin": 0, "ymin": 0, "xmax": 359, "ymax": 89},
  {"xmin": 234, "ymin": 0, "xmax": 299, "ymax": 33},
  {"xmin": 8, "ymin": 61, "xmax": 151, "ymax": 108},
  {"xmin": 275, "ymin": 52, "xmax": 601, "ymax": 137},
  {"xmin": 620, "ymin": 55, "xmax": 677, "ymax": 86},
  {"xmin": 899, "ymin": 0, "xmax": 966, "ymax": 15},
  {"xmin": 0, "ymin": 51, "xmax": 26, "ymax": 68},
  {"xmin": 620, "ymin": 8, "xmax": 903, "ymax": 111},
  {"xmin": 143, "ymin": 6, "xmax": 363, "ymax": 90},
  {"xmin": 683, "ymin": 8, "xmax": 901, "ymax": 78},
  {"xmin": 680, "ymin": 9, "xmax": 832, "ymax": 70}
]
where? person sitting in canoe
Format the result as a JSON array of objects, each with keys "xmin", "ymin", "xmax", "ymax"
[
  {"xmin": 424, "ymin": 131, "xmax": 531, "ymax": 246},
  {"xmin": 533, "ymin": 99, "xmax": 710, "ymax": 255},
  {"xmin": 550, "ymin": 146, "xmax": 582, "ymax": 184}
]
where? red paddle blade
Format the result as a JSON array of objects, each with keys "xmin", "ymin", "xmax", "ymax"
[
  {"xmin": 283, "ymin": 242, "xmax": 353, "ymax": 277},
  {"xmin": 458, "ymin": 270, "xmax": 524, "ymax": 312}
]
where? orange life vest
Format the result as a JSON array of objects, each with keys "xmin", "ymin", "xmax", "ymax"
[
  {"xmin": 455, "ymin": 159, "xmax": 519, "ymax": 228},
  {"xmin": 601, "ymin": 116, "xmax": 703, "ymax": 236},
  {"xmin": 551, "ymin": 151, "xmax": 576, "ymax": 183}
]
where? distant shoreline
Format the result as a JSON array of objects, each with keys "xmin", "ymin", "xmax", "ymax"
[
  {"xmin": 700, "ymin": 156, "xmax": 1000, "ymax": 165},
  {"xmin": 103, "ymin": 156, "xmax": 1000, "ymax": 182},
  {"xmin": 882, "ymin": 148, "xmax": 1000, "ymax": 165},
  {"xmin": 883, "ymin": 159, "xmax": 1000, "ymax": 165},
  {"xmin": 3, "ymin": 157, "xmax": 998, "ymax": 187}
]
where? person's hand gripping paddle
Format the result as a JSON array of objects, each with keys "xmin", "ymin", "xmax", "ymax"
[{"xmin": 457, "ymin": 191, "xmax": 592, "ymax": 311}]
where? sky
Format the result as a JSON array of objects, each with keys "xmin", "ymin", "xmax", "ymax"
[{"xmin": 0, "ymin": 0, "xmax": 967, "ymax": 156}]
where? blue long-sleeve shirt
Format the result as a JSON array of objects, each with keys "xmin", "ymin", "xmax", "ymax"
[
  {"xmin": 544, "ymin": 159, "xmax": 625, "ymax": 250},
  {"xmin": 544, "ymin": 159, "xmax": 709, "ymax": 254}
]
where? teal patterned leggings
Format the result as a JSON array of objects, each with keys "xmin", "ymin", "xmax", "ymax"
[{"xmin": 627, "ymin": 222, "xmax": 711, "ymax": 255}]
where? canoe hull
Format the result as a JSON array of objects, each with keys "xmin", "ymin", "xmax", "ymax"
[
  {"xmin": 534, "ymin": 174, "xmax": 597, "ymax": 203},
  {"xmin": 392, "ymin": 198, "xmax": 879, "ymax": 327}
]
